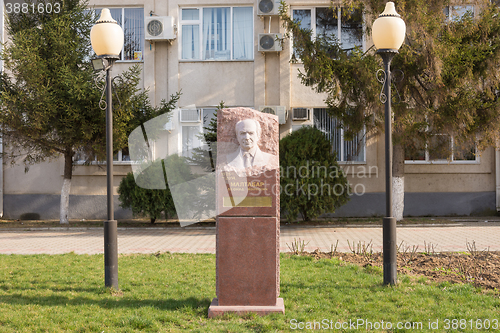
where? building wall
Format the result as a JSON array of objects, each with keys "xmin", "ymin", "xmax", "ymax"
[{"xmin": 1, "ymin": 0, "xmax": 497, "ymax": 219}]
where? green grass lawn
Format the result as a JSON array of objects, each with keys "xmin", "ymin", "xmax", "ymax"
[{"xmin": 0, "ymin": 253, "xmax": 499, "ymax": 332}]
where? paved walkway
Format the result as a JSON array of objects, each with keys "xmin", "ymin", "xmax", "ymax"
[{"xmin": 0, "ymin": 223, "xmax": 499, "ymax": 255}]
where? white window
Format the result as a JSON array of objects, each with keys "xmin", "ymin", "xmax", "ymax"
[
  {"xmin": 311, "ymin": 108, "xmax": 365, "ymax": 162},
  {"xmin": 114, "ymin": 148, "xmax": 131, "ymax": 163},
  {"xmin": 182, "ymin": 126, "xmax": 201, "ymax": 159},
  {"xmin": 93, "ymin": 8, "xmax": 144, "ymax": 61},
  {"xmin": 292, "ymin": 7, "xmax": 364, "ymax": 54},
  {"xmin": 73, "ymin": 148, "xmax": 132, "ymax": 165},
  {"xmin": 180, "ymin": 7, "xmax": 253, "ymax": 61},
  {"xmin": 405, "ymin": 134, "xmax": 478, "ymax": 163},
  {"xmin": 180, "ymin": 108, "xmax": 218, "ymax": 158}
]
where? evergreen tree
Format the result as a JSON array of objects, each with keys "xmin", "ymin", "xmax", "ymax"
[
  {"xmin": 280, "ymin": 0, "xmax": 500, "ymax": 219},
  {"xmin": 118, "ymin": 155, "xmax": 190, "ymax": 223},
  {"xmin": 187, "ymin": 100, "xmax": 224, "ymax": 172},
  {"xmin": 280, "ymin": 126, "xmax": 350, "ymax": 222},
  {"xmin": 0, "ymin": 0, "xmax": 162, "ymax": 223},
  {"xmin": 184, "ymin": 101, "xmax": 224, "ymax": 220}
]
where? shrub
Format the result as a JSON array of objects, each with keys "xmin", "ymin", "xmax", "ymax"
[
  {"xmin": 118, "ymin": 159, "xmax": 178, "ymax": 223},
  {"xmin": 279, "ymin": 126, "xmax": 350, "ymax": 222}
]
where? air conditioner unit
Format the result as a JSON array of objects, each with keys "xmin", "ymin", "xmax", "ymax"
[
  {"xmin": 257, "ymin": 0, "xmax": 281, "ymax": 15},
  {"xmin": 259, "ymin": 106, "xmax": 287, "ymax": 124},
  {"xmin": 145, "ymin": 16, "xmax": 176, "ymax": 41},
  {"xmin": 292, "ymin": 108, "xmax": 310, "ymax": 121},
  {"xmin": 180, "ymin": 109, "xmax": 201, "ymax": 122},
  {"xmin": 258, "ymin": 33, "xmax": 282, "ymax": 52}
]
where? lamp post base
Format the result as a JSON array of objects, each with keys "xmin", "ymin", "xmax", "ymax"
[
  {"xmin": 104, "ymin": 219, "xmax": 118, "ymax": 289},
  {"xmin": 383, "ymin": 217, "xmax": 397, "ymax": 285}
]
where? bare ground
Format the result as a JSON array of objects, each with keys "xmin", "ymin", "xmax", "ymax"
[{"xmin": 306, "ymin": 249, "xmax": 500, "ymax": 291}]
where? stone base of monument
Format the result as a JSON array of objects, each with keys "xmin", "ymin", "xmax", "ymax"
[
  {"xmin": 216, "ymin": 216, "xmax": 279, "ymax": 305},
  {"xmin": 208, "ymin": 216, "xmax": 284, "ymax": 317},
  {"xmin": 208, "ymin": 298, "xmax": 285, "ymax": 318}
]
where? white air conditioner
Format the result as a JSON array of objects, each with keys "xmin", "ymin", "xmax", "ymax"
[
  {"xmin": 180, "ymin": 109, "xmax": 201, "ymax": 122},
  {"xmin": 257, "ymin": 0, "xmax": 281, "ymax": 15},
  {"xmin": 258, "ymin": 33, "xmax": 282, "ymax": 52},
  {"xmin": 259, "ymin": 106, "xmax": 287, "ymax": 124},
  {"xmin": 292, "ymin": 108, "xmax": 310, "ymax": 121},
  {"xmin": 145, "ymin": 16, "xmax": 176, "ymax": 41}
]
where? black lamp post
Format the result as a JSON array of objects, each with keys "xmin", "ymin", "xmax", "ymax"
[
  {"xmin": 372, "ymin": 2, "xmax": 406, "ymax": 285},
  {"xmin": 90, "ymin": 8, "xmax": 124, "ymax": 289}
]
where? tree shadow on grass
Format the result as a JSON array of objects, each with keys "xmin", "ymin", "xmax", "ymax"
[
  {"xmin": 0, "ymin": 293, "xmax": 212, "ymax": 315},
  {"xmin": 0, "ymin": 285, "xmax": 103, "ymax": 294}
]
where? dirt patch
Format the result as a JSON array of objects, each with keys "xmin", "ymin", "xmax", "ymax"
[{"xmin": 305, "ymin": 249, "xmax": 500, "ymax": 291}]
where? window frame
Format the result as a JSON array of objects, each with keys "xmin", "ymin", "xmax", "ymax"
[
  {"xmin": 179, "ymin": 6, "xmax": 254, "ymax": 62},
  {"xmin": 114, "ymin": 148, "xmax": 133, "ymax": 164},
  {"xmin": 404, "ymin": 134, "xmax": 480, "ymax": 165},
  {"xmin": 290, "ymin": 6, "xmax": 366, "ymax": 60},
  {"xmin": 294, "ymin": 107, "xmax": 367, "ymax": 164},
  {"xmin": 444, "ymin": 5, "xmax": 474, "ymax": 22},
  {"xmin": 181, "ymin": 124, "xmax": 203, "ymax": 159},
  {"xmin": 92, "ymin": 7, "xmax": 145, "ymax": 62},
  {"xmin": 73, "ymin": 148, "xmax": 134, "ymax": 165},
  {"xmin": 179, "ymin": 108, "xmax": 218, "ymax": 159}
]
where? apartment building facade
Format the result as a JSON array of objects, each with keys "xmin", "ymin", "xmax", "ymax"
[{"xmin": 1, "ymin": 0, "xmax": 498, "ymax": 219}]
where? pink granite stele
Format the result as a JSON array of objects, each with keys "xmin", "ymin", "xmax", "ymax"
[{"xmin": 208, "ymin": 107, "xmax": 284, "ymax": 317}]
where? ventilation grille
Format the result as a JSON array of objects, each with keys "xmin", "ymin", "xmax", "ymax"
[
  {"xmin": 180, "ymin": 109, "xmax": 200, "ymax": 122},
  {"xmin": 292, "ymin": 108, "xmax": 310, "ymax": 120}
]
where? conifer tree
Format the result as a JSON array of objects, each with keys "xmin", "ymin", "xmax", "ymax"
[
  {"xmin": 280, "ymin": 126, "xmax": 350, "ymax": 222},
  {"xmin": 0, "ymin": 0, "xmax": 163, "ymax": 223},
  {"xmin": 281, "ymin": 0, "xmax": 500, "ymax": 219}
]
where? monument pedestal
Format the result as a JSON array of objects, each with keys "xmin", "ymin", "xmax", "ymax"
[
  {"xmin": 208, "ymin": 298, "xmax": 285, "ymax": 318},
  {"xmin": 209, "ymin": 216, "xmax": 283, "ymax": 317},
  {"xmin": 216, "ymin": 216, "xmax": 279, "ymax": 302}
]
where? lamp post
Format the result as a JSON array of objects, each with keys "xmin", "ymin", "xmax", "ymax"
[
  {"xmin": 90, "ymin": 9, "xmax": 124, "ymax": 289},
  {"xmin": 372, "ymin": 2, "xmax": 406, "ymax": 285}
]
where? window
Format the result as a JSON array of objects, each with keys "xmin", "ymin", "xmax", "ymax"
[
  {"xmin": 73, "ymin": 148, "xmax": 131, "ymax": 165},
  {"xmin": 312, "ymin": 108, "xmax": 365, "ymax": 162},
  {"xmin": 114, "ymin": 148, "xmax": 131, "ymax": 163},
  {"xmin": 73, "ymin": 150, "xmax": 96, "ymax": 164},
  {"xmin": 405, "ymin": 135, "xmax": 477, "ymax": 163},
  {"xmin": 292, "ymin": 7, "xmax": 363, "ymax": 53},
  {"xmin": 444, "ymin": 5, "xmax": 474, "ymax": 21},
  {"xmin": 182, "ymin": 126, "xmax": 202, "ymax": 159},
  {"xmin": 180, "ymin": 108, "xmax": 217, "ymax": 158},
  {"xmin": 93, "ymin": 8, "xmax": 144, "ymax": 61},
  {"xmin": 202, "ymin": 108, "xmax": 217, "ymax": 128},
  {"xmin": 180, "ymin": 7, "xmax": 253, "ymax": 61}
]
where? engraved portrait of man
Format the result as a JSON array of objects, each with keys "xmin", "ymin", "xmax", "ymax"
[{"xmin": 226, "ymin": 118, "xmax": 276, "ymax": 169}]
